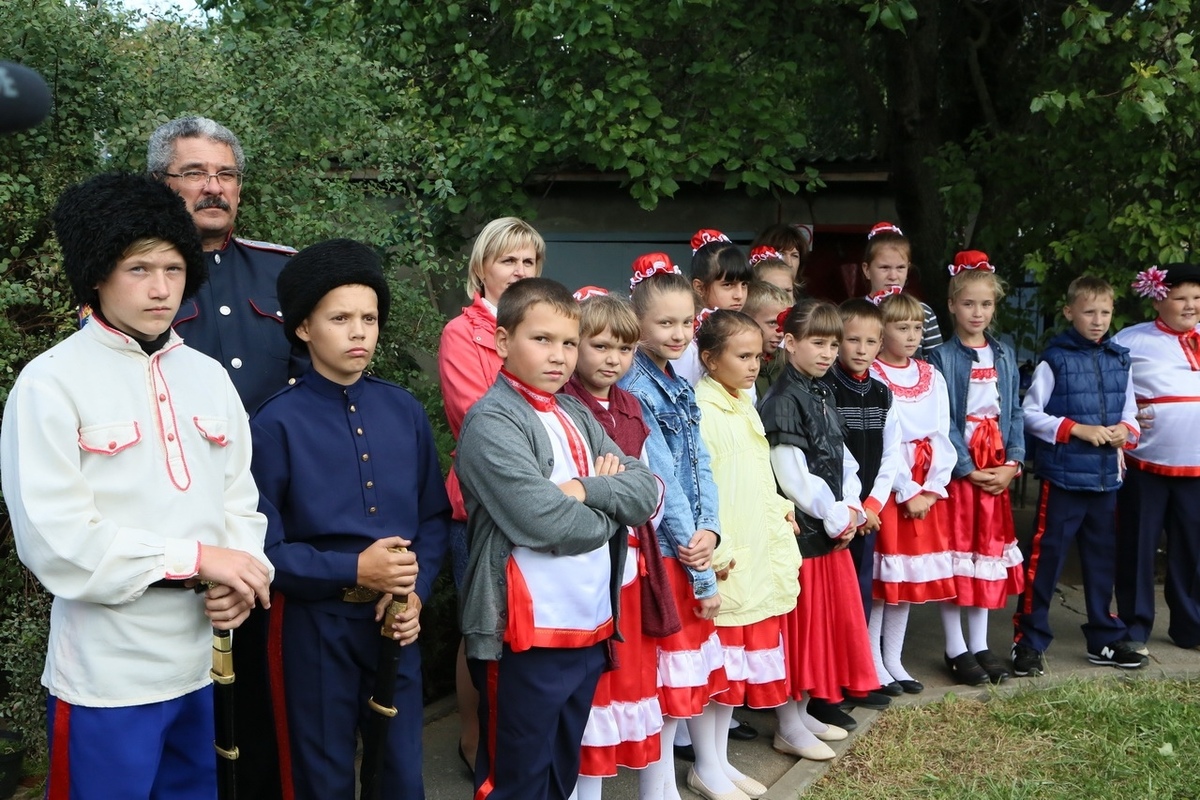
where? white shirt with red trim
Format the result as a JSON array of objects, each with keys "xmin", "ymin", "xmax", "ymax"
[
  {"xmin": 1021, "ymin": 361, "xmax": 1140, "ymax": 447},
  {"xmin": 0, "ymin": 320, "xmax": 271, "ymax": 707},
  {"xmin": 870, "ymin": 359, "xmax": 955, "ymax": 502},
  {"xmin": 1113, "ymin": 319, "xmax": 1200, "ymax": 475},
  {"xmin": 502, "ymin": 373, "xmax": 614, "ymax": 649}
]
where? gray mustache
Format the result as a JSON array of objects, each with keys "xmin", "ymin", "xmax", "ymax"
[{"xmin": 195, "ymin": 197, "xmax": 231, "ymax": 212}]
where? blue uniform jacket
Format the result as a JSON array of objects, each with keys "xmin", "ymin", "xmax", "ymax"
[
  {"xmin": 173, "ymin": 234, "xmax": 306, "ymax": 413},
  {"xmin": 250, "ymin": 368, "xmax": 451, "ymax": 612}
]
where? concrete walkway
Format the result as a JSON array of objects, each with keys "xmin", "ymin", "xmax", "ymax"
[{"xmin": 421, "ymin": 493, "xmax": 1200, "ymax": 799}]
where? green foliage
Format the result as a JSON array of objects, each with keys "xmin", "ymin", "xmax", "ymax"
[
  {"xmin": 0, "ymin": 0, "xmax": 463, "ymax": 756},
  {"xmin": 199, "ymin": 0, "xmax": 821, "ymax": 213}
]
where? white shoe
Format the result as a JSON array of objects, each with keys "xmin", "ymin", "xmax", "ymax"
[
  {"xmin": 732, "ymin": 776, "xmax": 767, "ymax": 798},
  {"xmin": 685, "ymin": 767, "xmax": 751, "ymax": 800},
  {"xmin": 772, "ymin": 732, "xmax": 835, "ymax": 761},
  {"xmin": 813, "ymin": 723, "xmax": 848, "ymax": 742}
]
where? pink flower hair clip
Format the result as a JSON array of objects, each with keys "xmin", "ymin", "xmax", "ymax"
[{"xmin": 1131, "ymin": 266, "xmax": 1170, "ymax": 300}]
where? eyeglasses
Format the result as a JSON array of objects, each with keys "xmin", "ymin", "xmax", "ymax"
[{"xmin": 162, "ymin": 170, "xmax": 244, "ymax": 187}]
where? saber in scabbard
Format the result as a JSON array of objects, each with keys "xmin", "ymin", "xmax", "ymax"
[
  {"xmin": 360, "ymin": 552, "xmax": 409, "ymax": 800},
  {"xmin": 211, "ymin": 627, "xmax": 239, "ymax": 800}
]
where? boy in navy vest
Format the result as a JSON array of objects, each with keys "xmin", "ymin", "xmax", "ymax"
[{"xmin": 1012, "ymin": 276, "xmax": 1144, "ymax": 676}]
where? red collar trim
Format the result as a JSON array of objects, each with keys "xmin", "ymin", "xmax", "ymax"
[
  {"xmin": 1155, "ymin": 318, "xmax": 1197, "ymax": 336},
  {"xmin": 501, "ymin": 368, "xmax": 556, "ymax": 412}
]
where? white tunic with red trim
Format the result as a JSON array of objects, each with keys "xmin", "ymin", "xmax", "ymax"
[
  {"xmin": 1112, "ymin": 319, "xmax": 1200, "ymax": 476},
  {"xmin": 0, "ymin": 320, "xmax": 271, "ymax": 707},
  {"xmin": 502, "ymin": 375, "xmax": 614, "ymax": 650}
]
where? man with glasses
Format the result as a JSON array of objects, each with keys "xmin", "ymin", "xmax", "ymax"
[
  {"xmin": 149, "ymin": 115, "xmax": 302, "ymax": 414},
  {"xmin": 149, "ymin": 115, "xmax": 297, "ymax": 800}
]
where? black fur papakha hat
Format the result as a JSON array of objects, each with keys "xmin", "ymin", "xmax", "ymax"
[
  {"xmin": 51, "ymin": 172, "xmax": 206, "ymax": 308},
  {"xmin": 276, "ymin": 238, "xmax": 391, "ymax": 347}
]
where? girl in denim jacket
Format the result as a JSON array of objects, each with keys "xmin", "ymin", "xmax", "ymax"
[
  {"xmin": 927, "ymin": 252, "xmax": 1025, "ymax": 687},
  {"xmin": 620, "ymin": 253, "xmax": 732, "ymax": 800}
]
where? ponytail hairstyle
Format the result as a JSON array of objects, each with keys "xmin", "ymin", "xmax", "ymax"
[{"xmin": 695, "ymin": 309, "xmax": 762, "ymax": 367}]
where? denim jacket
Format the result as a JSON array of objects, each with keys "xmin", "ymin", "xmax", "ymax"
[
  {"xmin": 928, "ymin": 332, "xmax": 1025, "ymax": 479},
  {"xmin": 620, "ymin": 350, "xmax": 720, "ymax": 599}
]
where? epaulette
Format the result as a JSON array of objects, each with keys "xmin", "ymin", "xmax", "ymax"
[{"xmin": 234, "ymin": 237, "xmax": 298, "ymax": 255}]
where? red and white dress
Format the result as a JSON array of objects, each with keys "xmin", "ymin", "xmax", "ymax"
[
  {"xmin": 869, "ymin": 358, "xmax": 957, "ymax": 604},
  {"xmin": 944, "ymin": 344, "xmax": 1024, "ymax": 609},
  {"xmin": 579, "ymin": 444, "xmax": 667, "ymax": 775}
]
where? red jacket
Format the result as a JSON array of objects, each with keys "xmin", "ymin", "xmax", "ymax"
[{"xmin": 438, "ymin": 294, "xmax": 502, "ymax": 520}]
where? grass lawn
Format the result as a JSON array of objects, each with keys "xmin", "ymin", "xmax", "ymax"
[{"xmin": 807, "ymin": 677, "xmax": 1200, "ymax": 799}]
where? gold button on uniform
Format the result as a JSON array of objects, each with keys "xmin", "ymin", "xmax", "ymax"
[
  {"xmin": 366, "ymin": 481, "xmax": 374, "ymax": 488},
  {"xmin": 349, "ymin": 405, "xmax": 356, "ymax": 413},
  {"xmin": 369, "ymin": 507, "xmax": 377, "ymax": 514},
  {"xmin": 361, "ymin": 453, "xmax": 369, "ymax": 462},
  {"xmin": 357, "ymin": 428, "xmax": 363, "ymax": 435}
]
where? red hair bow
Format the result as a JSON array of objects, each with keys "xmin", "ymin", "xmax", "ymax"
[
  {"xmin": 947, "ymin": 250, "xmax": 995, "ymax": 276},
  {"xmin": 630, "ymin": 253, "xmax": 681, "ymax": 291},
  {"xmin": 572, "ymin": 285, "xmax": 609, "ymax": 302},
  {"xmin": 868, "ymin": 221, "xmax": 904, "ymax": 239},
  {"xmin": 691, "ymin": 228, "xmax": 731, "ymax": 253},
  {"xmin": 749, "ymin": 245, "xmax": 784, "ymax": 267},
  {"xmin": 775, "ymin": 307, "xmax": 792, "ymax": 334},
  {"xmin": 868, "ymin": 285, "xmax": 903, "ymax": 306},
  {"xmin": 693, "ymin": 307, "xmax": 718, "ymax": 340}
]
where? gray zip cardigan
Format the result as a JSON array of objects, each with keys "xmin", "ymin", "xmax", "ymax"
[{"xmin": 456, "ymin": 377, "xmax": 659, "ymax": 661}]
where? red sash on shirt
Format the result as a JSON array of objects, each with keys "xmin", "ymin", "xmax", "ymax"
[{"xmin": 968, "ymin": 416, "xmax": 1006, "ymax": 469}]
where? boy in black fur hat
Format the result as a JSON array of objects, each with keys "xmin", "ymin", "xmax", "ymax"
[
  {"xmin": 249, "ymin": 238, "xmax": 450, "ymax": 799},
  {"xmin": 0, "ymin": 173, "xmax": 273, "ymax": 799}
]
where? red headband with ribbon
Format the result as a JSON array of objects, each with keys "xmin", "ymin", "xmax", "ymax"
[
  {"xmin": 947, "ymin": 250, "xmax": 995, "ymax": 276},
  {"xmin": 630, "ymin": 253, "xmax": 682, "ymax": 292},
  {"xmin": 693, "ymin": 307, "xmax": 718, "ymax": 340},
  {"xmin": 572, "ymin": 285, "xmax": 609, "ymax": 302},
  {"xmin": 691, "ymin": 228, "xmax": 731, "ymax": 254},
  {"xmin": 1131, "ymin": 266, "xmax": 1170, "ymax": 301},
  {"xmin": 868, "ymin": 221, "xmax": 904, "ymax": 239},
  {"xmin": 749, "ymin": 245, "xmax": 784, "ymax": 267},
  {"xmin": 868, "ymin": 285, "xmax": 903, "ymax": 306}
]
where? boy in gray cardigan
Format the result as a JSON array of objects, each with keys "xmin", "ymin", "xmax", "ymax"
[{"xmin": 456, "ymin": 278, "xmax": 658, "ymax": 800}]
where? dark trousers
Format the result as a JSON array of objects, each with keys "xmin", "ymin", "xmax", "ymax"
[
  {"xmin": 271, "ymin": 596, "xmax": 424, "ymax": 800},
  {"xmin": 469, "ymin": 643, "xmax": 606, "ymax": 800},
  {"xmin": 1012, "ymin": 482, "xmax": 1126, "ymax": 653},
  {"xmin": 1117, "ymin": 465, "xmax": 1200, "ymax": 646},
  {"xmin": 847, "ymin": 528, "xmax": 877, "ymax": 621}
]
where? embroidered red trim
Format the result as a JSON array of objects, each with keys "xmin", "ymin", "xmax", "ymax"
[
  {"xmin": 970, "ymin": 366, "xmax": 998, "ymax": 382},
  {"xmin": 871, "ymin": 359, "xmax": 933, "ymax": 400}
]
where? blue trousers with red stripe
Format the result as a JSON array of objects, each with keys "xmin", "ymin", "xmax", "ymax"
[
  {"xmin": 45, "ymin": 687, "xmax": 215, "ymax": 800},
  {"xmin": 1012, "ymin": 482, "xmax": 1126, "ymax": 654},
  {"xmin": 271, "ymin": 597, "xmax": 424, "ymax": 800},
  {"xmin": 1116, "ymin": 465, "xmax": 1200, "ymax": 647},
  {"xmin": 468, "ymin": 643, "xmax": 606, "ymax": 800}
]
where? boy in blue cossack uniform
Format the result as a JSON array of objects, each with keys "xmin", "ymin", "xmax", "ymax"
[{"xmin": 250, "ymin": 239, "xmax": 450, "ymax": 799}]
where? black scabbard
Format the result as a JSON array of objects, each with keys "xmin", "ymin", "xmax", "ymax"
[
  {"xmin": 211, "ymin": 627, "xmax": 239, "ymax": 800},
  {"xmin": 359, "ymin": 593, "xmax": 407, "ymax": 800}
]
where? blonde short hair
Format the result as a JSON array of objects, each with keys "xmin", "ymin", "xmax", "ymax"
[
  {"xmin": 466, "ymin": 217, "xmax": 546, "ymax": 297},
  {"xmin": 878, "ymin": 292, "xmax": 925, "ymax": 324},
  {"xmin": 744, "ymin": 280, "xmax": 791, "ymax": 317},
  {"xmin": 948, "ymin": 269, "xmax": 1006, "ymax": 302},
  {"xmin": 1065, "ymin": 275, "xmax": 1114, "ymax": 306},
  {"xmin": 579, "ymin": 294, "xmax": 640, "ymax": 343}
]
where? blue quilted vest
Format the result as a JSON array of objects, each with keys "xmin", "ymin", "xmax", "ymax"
[{"xmin": 1034, "ymin": 327, "xmax": 1131, "ymax": 491}]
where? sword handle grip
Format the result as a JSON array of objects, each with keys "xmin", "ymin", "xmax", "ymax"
[{"xmin": 380, "ymin": 546, "xmax": 409, "ymax": 637}]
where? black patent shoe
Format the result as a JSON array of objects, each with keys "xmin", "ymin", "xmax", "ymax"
[
  {"xmin": 728, "ymin": 720, "xmax": 758, "ymax": 741},
  {"xmin": 877, "ymin": 681, "xmax": 904, "ymax": 697},
  {"xmin": 973, "ymin": 649, "xmax": 1011, "ymax": 684},
  {"xmin": 806, "ymin": 697, "xmax": 858, "ymax": 730},
  {"xmin": 897, "ymin": 679, "xmax": 925, "ymax": 694},
  {"xmin": 944, "ymin": 651, "xmax": 990, "ymax": 686}
]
